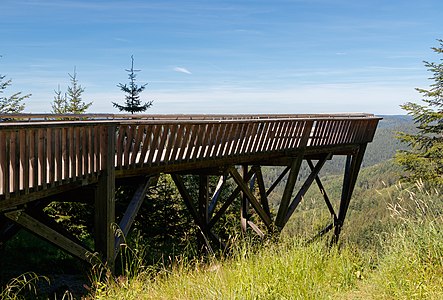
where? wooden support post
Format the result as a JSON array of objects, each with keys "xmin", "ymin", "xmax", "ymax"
[
  {"xmin": 275, "ymin": 155, "xmax": 303, "ymax": 229},
  {"xmin": 208, "ymin": 175, "xmax": 225, "ymax": 217},
  {"xmin": 5, "ymin": 210, "xmax": 94, "ymax": 263},
  {"xmin": 254, "ymin": 166, "xmax": 272, "ymax": 219},
  {"xmin": 171, "ymin": 174, "xmax": 220, "ymax": 250},
  {"xmin": 94, "ymin": 125, "xmax": 116, "ymax": 270},
  {"xmin": 266, "ymin": 165, "xmax": 291, "ymax": 197},
  {"xmin": 307, "ymin": 159, "xmax": 337, "ymax": 219},
  {"xmin": 229, "ymin": 167, "xmax": 272, "ymax": 229},
  {"xmin": 282, "ymin": 155, "xmax": 330, "ymax": 227},
  {"xmin": 334, "ymin": 144, "xmax": 367, "ymax": 242},
  {"xmin": 198, "ymin": 175, "xmax": 210, "ymax": 251},
  {"xmin": 208, "ymin": 169, "xmax": 255, "ymax": 228},
  {"xmin": 241, "ymin": 165, "xmax": 248, "ymax": 232},
  {"xmin": 115, "ymin": 176, "xmax": 159, "ymax": 258}
]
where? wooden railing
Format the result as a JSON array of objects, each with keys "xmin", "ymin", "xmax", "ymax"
[{"xmin": 0, "ymin": 114, "xmax": 380, "ymax": 199}]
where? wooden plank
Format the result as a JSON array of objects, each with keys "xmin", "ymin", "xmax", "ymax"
[
  {"xmin": 283, "ymin": 154, "xmax": 330, "ymax": 226},
  {"xmin": 163, "ymin": 123, "xmax": 178, "ymax": 162},
  {"xmin": 229, "ymin": 167, "xmax": 272, "ymax": 228},
  {"xmin": 123, "ymin": 125, "xmax": 134, "ymax": 167},
  {"xmin": 239, "ymin": 123, "xmax": 253, "ymax": 154},
  {"xmin": 4, "ymin": 131, "xmax": 11, "ymax": 198},
  {"xmin": 245, "ymin": 122, "xmax": 259, "ymax": 154},
  {"xmin": 139, "ymin": 125, "xmax": 152, "ymax": 166},
  {"xmin": 275, "ymin": 155, "xmax": 303, "ymax": 228},
  {"xmin": 176, "ymin": 124, "xmax": 190, "ymax": 161},
  {"xmin": 255, "ymin": 122, "xmax": 269, "ymax": 153},
  {"xmin": 254, "ymin": 166, "xmax": 271, "ymax": 218},
  {"xmin": 115, "ymin": 176, "xmax": 159, "ymax": 257},
  {"xmin": 82, "ymin": 127, "xmax": 88, "ymax": 176},
  {"xmin": 154, "ymin": 125, "xmax": 169, "ymax": 163},
  {"xmin": 170, "ymin": 124, "xmax": 184, "ymax": 161},
  {"xmin": 146, "ymin": 125, "xmax": 161, "ymax": 166},
  {"xmin": 231, "ymin": 123, "xmax": 245, "ymax": 155},
  {"xmin": 208, "ymin": 175, "xmax": 225, "ymax": 217},
  {"xmin": 69, "ymin": 127, "xmax": 75, "ymax": 180},
  {"xmin": 130, "ymin": 125, "xmax": 144, "ymax": 167},
  {"xmin": 75, "ymin": 126, "xmax": 82, "ymax": 179},
  {"xmin": 13, "ymin": 130, "xmax": 20, "ymax": 193},
  {"xmin": 221, "ymin": 123, "xmax": 238, "ymax": 156},
  {"xmin": 95, "ymin": 125, "xmax": 116, "ymax": 268},
  {"xmin": 334, "ymin": 144, "xmax": 367, "ymax": 241},
  {"xmin": 31, "ymin": 129, "xmax": 38, "ymax": 190},
  {"xmin": 184, "ymin": 124, "xmax": 198, "ymax": 161},
  {"xmin": 193, "ymin": 124, "xmax": 206, "ymax": 159},
  {"xmin": 5, "ymin": 210, "xmax": 93, "ymax": 262},
  {"xmin": 116, "ymin": 125, "xmax": 125, "ymax": 168},
  {"xmin": 47, "ymin": 128, "xmax": 55, "ymax": 185},
  {"xmin": 307, "ymin": 159, "xmax": 336, "ymax": 218},
  {"xmin": 23, "ymin": 129, "xmax": 30, "ymax": 194},
  {"xmin": 0, "ymin": 131, "xmax": 5, "ymax": 195},
  {"xmin": 266, "ymin": 165, "xmax": 290, "ymax": 197}
]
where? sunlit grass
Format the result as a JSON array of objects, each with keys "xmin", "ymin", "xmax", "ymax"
[{"xmin": 88, "ymin": 181, "xmax": 443, "ymax": 300}]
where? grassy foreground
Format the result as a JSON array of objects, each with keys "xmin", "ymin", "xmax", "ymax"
[
  {"xmin": 89, "ymin": 183, "xmax": 443, "ymax": 300},
  {"xmin": 3, "ymin": 183, "xmax": 443, "ymax": 299}
]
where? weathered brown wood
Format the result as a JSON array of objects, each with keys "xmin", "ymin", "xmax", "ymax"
[
  {"xmin": 275, "ymin": 155, "xmax": 303, "ymax": 228},
  {"xmin": 229, "ymin": 166, "xmax": 272, "ymax": 229},
  {"xmin": 5, "ymin": 210, "xmax": 94, "ymax": 262},
  {"xmin": 254, "ymin": 166, "xmax": 271, "ymax": 219},
  {"xmin": 115, "ymin": 175, "xmax": 159, "ymax": 257},
  {"xmin": 208, "ymin": 168, "xmax": 255, "ymax": 228},
  {"xmin": 95, "ymin": 125, "xmax": 116, "ymax": 268},
  {"xmin": 208, "ymin": 175, "xmax": 225, "ymax": 217},
  {"xmin": 283, "ymin": 154, "xmax": 331, "ymax": 226},
  {"xmin": 307, "ymin": 159, "xmax": 336, "ymax": 219},
  {"xmin": 0, "ymin": 114, "xmax": 381, "ymax": 268},
  {"xmin": 334, "ymin": 144, "xmax": 367, "ymax": 241}
]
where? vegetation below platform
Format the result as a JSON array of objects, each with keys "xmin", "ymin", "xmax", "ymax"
[{"xmin": 84, "ymin": 181, "xmax": 443, "ymax": 299}]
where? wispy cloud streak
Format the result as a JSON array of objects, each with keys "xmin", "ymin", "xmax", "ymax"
[{"xmin": 173, "ymin": 67, "xmax": 192, "ymax": 75}]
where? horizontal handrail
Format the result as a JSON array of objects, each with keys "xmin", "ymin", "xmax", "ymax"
[{"xmin": 0, "ymin": 113, "xmax": 378, "ymax": 122}]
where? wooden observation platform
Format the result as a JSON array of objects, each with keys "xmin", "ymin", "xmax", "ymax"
[{"xmin": 0, "ymin": 113, "xmax": 380, "ymax": 268}]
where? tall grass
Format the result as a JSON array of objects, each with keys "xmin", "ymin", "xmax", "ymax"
[
  {"xmin": 88, "ymin": 181, "xmax": 443, "ymax": 299},
  {"xmin": 90, "ymin": 236, "xmax": 365, "ymax": 299},
  {"xmin": 356, "ymin": 181, "xmax": 443, "ymax": 299}
]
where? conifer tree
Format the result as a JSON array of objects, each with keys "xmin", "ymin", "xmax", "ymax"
[
  {"xmin": 396, "ymin": 39, "xmax": 443, "ymax": 185},
  {"xmin": 51, "ymin": 85, "xmax": 67, "ymax": 114},
  {"xmin": 0, "ymin": 62, "xmax": 30, "ymax": 113},
  {"xmin": 51, "ymin": 68, "xmax": 92, "ymax": 114},
  {"xmin": 65, "ymin": 68, "xmax": 92, "ymax": 113},
  {"xmin": 113, "ymin": 56, "xmax": 153, "ymax": 114}
]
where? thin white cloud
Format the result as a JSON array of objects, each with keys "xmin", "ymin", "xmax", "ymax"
[{"xmin": 173, "ymin": 67, "xmax": 192, "ymax": 75}]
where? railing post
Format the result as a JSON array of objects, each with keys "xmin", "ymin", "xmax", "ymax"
[{"xmin": 94, "ymin": 124, "xmax": 116, "ymax": 270}]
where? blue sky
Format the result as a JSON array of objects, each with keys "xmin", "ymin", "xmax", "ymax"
[{"xmin": 1, "ymin": 0, "xmax": 442, "ymax": 114}]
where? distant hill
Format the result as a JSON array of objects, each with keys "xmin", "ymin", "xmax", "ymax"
[{"xmin": 362, "ymin": 115, "xmax": 415, "ymax": 168}]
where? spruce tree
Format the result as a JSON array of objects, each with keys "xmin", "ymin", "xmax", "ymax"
[
  {"xmin": 65, "ymin": 68, "xmax": 92, "ymax": 113},
  {"xmin": 51, "ymin": 85, "xmax": 68, "ymax": 114},
  {"xmin": 0, "ymin": 65, "xmax": 30, "ymax": 113},
  {"xmin": 50, "ymin": 68, "xmax": 92, "ymax": 114},
  {"xmin": 113, "ymin": 56, "xmax": 153, "ymax": 114},
  {"xmin": 396, "ymin": 39, "xmax": 443, "ymax": 185}
]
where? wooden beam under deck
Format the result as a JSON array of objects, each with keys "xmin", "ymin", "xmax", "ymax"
[{"xmin": 0, "ymin": 113, "xmax": 381, "ymax": 268}]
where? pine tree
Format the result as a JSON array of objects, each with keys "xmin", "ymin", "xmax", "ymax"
[
  {"xmin": 113, "ymin": 56, "xmax": 153, "ymax": 114},
  {"xmin": 50, "ymin": 68, "xmax": 92, "ymax": 114},
  {"xmin": 65, "ymin": 68, "xmax": 92, "ymax": 114},
  {"xmin": 0, "ymin": 67, "xmax": 30, "ymax": 113},
  {"xmin": 51, "ymin": 85, "xmax": 68, "ymax": 114},
  {"xmin": 396, "ymin": 39, "xmax": 443, "ymax": 186}
]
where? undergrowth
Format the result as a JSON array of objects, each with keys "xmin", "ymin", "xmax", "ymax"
[{"xmin": 3, "ymin": 181, "xmax": 443, "ymax": 299}]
